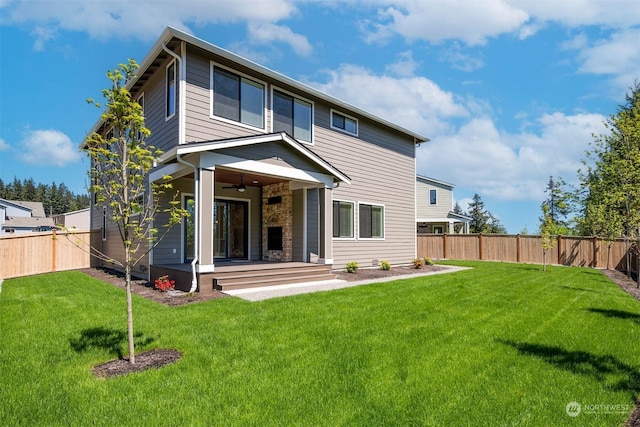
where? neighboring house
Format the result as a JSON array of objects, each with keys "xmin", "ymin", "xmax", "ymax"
[
  {"xmin": 0, "ymin": 198, "xmax": 55, "ymax": 234},
  {"xmin": 85, "ymin": 27, "xmax": 429, "ymax": 291},
  {"xmin": 416, "ymin": 176, "xmax": 470, "ymax": 234},
  {"xmin": 53, "ymin": 208, "xmax": 91, "ymax": 230}
]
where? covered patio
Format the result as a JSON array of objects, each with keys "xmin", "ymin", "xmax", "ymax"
[{"xmin": 149, "ymin": 132, "xmax": 350, "ymax": 292}]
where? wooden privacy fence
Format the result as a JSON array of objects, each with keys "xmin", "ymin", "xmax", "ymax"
[
  {"xmin": 418, "ymin": 234, "xmax": 638, "ymax": 272},
  {"xmin": 0, "ymin": 230, "xmax": 102, "ymax": 279}
]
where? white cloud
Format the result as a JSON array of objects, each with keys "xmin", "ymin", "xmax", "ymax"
[
  {"xmin": 365, "ymin": 0, "xmax": 529, "ymax": 45},
  {"xmin": 3, "ymin": 0, "xmax": 298, "ymax": 45},
  {"xmin": 0, "ymin": 137, "xmax": 9, "ymax": 151},
  {"xmin": 362, "ymin": 0, "xmax": 639, "ymax": 45},
  {"xmin": 438, "ymin": 43, "xmax": 484, "ymax": 72},
  {"xmin": 385, "ymin": 50, "xmax": 419, "ymax": 76},
  {"xmin": 573, "ymin": 28, "xmax": 640, "ymax": 91},
  {"xmin": 18, "ymin": 129, "xmax": 81, "ymax": 166},
  {"xmin": 310, "ymin": 64, "xmax": 468, "ymax": 136},
  {"xmin": 247, "ymin": 22, "xmax": 312, "ymax": 57},
  {"xmin": 510, "ymin": 0, "xmax": 640, "ymax": 28},
  {"xmin": 417, "ymin": 112, "xmax": 607, "ymax": 201}
]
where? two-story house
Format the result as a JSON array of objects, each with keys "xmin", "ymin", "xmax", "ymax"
[
  {"xmin": 87, "ymin": 27, "xmax": 429, "ymax": 293},
  {"xmin": 0, "ymin": 198, "xmax": 55, "ymax": 234},
  {"xmin": 416, "ymin": 176, "xmax": 470, "ymax": 234}
]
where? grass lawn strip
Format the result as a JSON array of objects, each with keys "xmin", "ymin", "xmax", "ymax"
[{"xmin": 0, "ymin": 261, "xmax": 638, "ymax": 425}]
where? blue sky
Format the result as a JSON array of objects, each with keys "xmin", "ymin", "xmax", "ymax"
[{"xmin": 1, "ymin": 0, "xmax": 638, "ymax": 233}]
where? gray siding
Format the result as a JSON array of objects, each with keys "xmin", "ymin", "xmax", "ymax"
[
  {"xmin": 416, "ymin": 179, "xmax": 453, "ymax": 219},
  {"xmin": 179, "ymin": 45, "xmax": 418, "ymax": 268},
  {"xmin": 185, "ymin": 47, "xmax": 269, "ymax": 143},
  {"xmin": 92, "ymin": 41, "xmax": 421, "ymax": 272},
  {"xmin": 133, "ymin": 55, "xmax": 180, "ymax": 153}
]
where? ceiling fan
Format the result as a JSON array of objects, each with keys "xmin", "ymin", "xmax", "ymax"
[{"xmin": 222, "ymin": 174, "xmax": 246, "ymax": 192}]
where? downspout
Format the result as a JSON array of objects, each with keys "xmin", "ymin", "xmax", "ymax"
[{"xmin": 163, "ymin": 42, "xmax": 198, "ymax": 291}]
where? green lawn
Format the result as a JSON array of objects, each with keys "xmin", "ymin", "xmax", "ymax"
[{"xmin": 1, "ymin": 261, "xmax": 639, "ymax": 426}]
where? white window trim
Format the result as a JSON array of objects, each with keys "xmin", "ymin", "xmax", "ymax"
[
  {"xmin": 181, "ymin": 193, "xmax": 195, "ymax": 262},
  {"xmin": 270, "ymin": 86, "xmax": 315, "ymax": 145},
  {"xmin": 357, "ymin": 201, "xmax": 385, "ymax": 240},
  {"xmin": 209, "ymin": 61, "xmax": 268, "ymax": 132},
  {"xmin": 102, "ymin": 207, "xmax": 107, "ymax": 241},
  {"xmin": 166, "ymin": 59, "xmax": 176, "ymax": 121},
  {"xmin": 332, "ymin": 198, "xmax": 355, "ymax": 240},
  {"xmin": 330, "ymin": 109, "xmax": 359, "ymax": 137}
]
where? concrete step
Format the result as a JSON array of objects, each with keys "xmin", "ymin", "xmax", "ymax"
[{"xmin": 215, "ymin": 273, "xmax": 337, "ymax": 291}]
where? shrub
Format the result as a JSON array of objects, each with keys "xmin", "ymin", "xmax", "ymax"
[
  {"xmin": 154, "ymin": 275, "xmax": 175, "ymax": 292},
  {"xmin": 412, "ymin": 258, "xmax": 424, "ymax": 269},
  {"xmin": 345, "ymin": 261, "xmax": 360, "ymax": 273},
  {"xmin": 380, "ymin": 260, "xmax": 391, "ymax": 271},
  {"xmin": 423, "ymin": 257, "xmax": 435, "ymax": 266}
]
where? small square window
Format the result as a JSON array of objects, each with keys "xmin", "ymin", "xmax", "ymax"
[{"xmin": 331, "ymin": 110, "xmax": 358, "ymax": 135}]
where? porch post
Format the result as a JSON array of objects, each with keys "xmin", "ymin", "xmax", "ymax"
[
  {"xmin": 198, "ymin": 168, "xmax": 215, "ymax": 272},
  {"xmin": 448, "ymin": 220, "xmax": 454, "ymax": 234},
  {"xmin": 318, "ymin": 185, "xmax": 333, "ymax": 264}
]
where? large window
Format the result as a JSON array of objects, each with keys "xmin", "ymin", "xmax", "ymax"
[
  {"xmin": 429, "ymin": 189, "xmax": 437, "ymax": 205},
  {"xmin": 359, "ymin": 203, "xmax": 384, "ymax": 239},
  {"xmin": 272, "ymin": 89, "xmax": 312, "ymax": 143},
  {"xmin": 331, "ymin": 110, "xmax": 358, "ymax": 135},
  {"xmin": 332, "ymin": 200, "xmax": 354, "ymax": 238},
  {"xmin": 166, "ymin": 61, "xmax": 176, "ymax": 118},
  {"xmin": 212, "ymin": 66, "xmax": 265, "ymax": 128}
]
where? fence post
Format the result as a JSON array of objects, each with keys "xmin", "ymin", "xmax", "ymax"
[
  {"xmin": 557, "ymin": 235, "xmax": 563, "ymax": 265},
  {"xmin": 516, "ymin": 234, "xmax": 521, "ymax": 263},
  {"xmin": 443, "ymin": 233, "xmax": 448, "ymax": 259},
  {"xmin": 51, "ymin": 230, "xmax": 57, "ymax": 273},
  {"xmin": 479, "ymin": 233, "xmax": 484, "ymax": 260},
  {"xmin": 592, "ymin": 237, "xmax": 598, "ymax": 268}
]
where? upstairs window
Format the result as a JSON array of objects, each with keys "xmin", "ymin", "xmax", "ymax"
[
  {"xmin": 166, "ymin": 61, "xmax": 176, "ymax": 119},
  {"xmin": 212, "ymin": 66, "xmax": 265, "ymax": 129},
  {"xmin": 331, "ymin": 110, "xmax": 358, "ymax": 136},
  {"xmin": 359, "ymin": 203, "xmax": 384, "ymax": 239},
  {"xmin": 272, "ymin": 89, "xmax": 312, "ymax": 143},
  {"xmin": 429, "ymin": 189, "xmax": 437, "ymax": 205},
  {"xmin": 332, "ymin": 200, "xmax": 354, "ymax": 238}
]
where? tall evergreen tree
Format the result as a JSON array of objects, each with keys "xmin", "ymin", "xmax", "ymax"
[
  {"xmin": 579, "ymin": 82, "xmax": 640, "ymax": 283},
  {"xmin": 468, "ymin": 193, "xmax": 489, "ymax": 233}
]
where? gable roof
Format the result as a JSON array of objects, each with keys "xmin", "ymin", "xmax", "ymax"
[
  {"xmin": 416, "ymin": 175, "xmax": 455, "ymax": 189},
  {"xmin": 85, "ymin": 26, "xmax": 429, "ymax": 145},
  {"xmin": 0, "ymin": 199, "xmax": 47, "ymax": 217},
  {"xmin": 158, "ymin": 132, "xmax": 351, "ymax": 185}
]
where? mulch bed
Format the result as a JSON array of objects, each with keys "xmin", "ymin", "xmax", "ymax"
[
  {"xmin": 92, "ymin": 349, "xmax": 182, "ymax": 379},
  {"xmin": 335, "ymin": 264, "xmax": 446, "ymax": 281}
]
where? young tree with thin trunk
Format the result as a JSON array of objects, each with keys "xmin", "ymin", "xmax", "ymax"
[
  {"xmin": 540, "ymin": 204, "xmax": 558, "ymax": 272},
  {"xmin": 83, "ymin": 60, "xmax": 188, "ymax": 364}
]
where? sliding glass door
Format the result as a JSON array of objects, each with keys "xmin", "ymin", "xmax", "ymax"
[{"xmin": 214, "ymin": 200, "xmax": 248, "ymax": 259}]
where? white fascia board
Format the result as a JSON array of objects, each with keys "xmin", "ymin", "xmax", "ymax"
[
  {"xmin": 416, "ymin": 217, "xmax": 455, "ymax": 223},
  {"xmin": 200, "ymin": 152, "xmax": 334, "ymax": 187},
  {"xmin": 166, "ymin": 133, "xmax": 350, "ymax": 185},
  {"xmin": 149, "ymin": 162, "xmax": 191, "ymax": 183},
  {"xmin": 416, "ymin": 175, "xmax": 455, "ymax": 188},
  {"xmin": 165, "ymin": 27, "xmax": 429, "ymax": 144}
]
